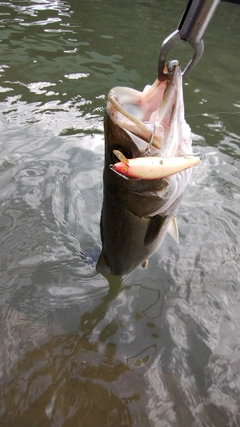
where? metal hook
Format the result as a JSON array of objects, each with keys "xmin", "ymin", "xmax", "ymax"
[{"xmin": 158, "ymin": 0, "xmax": 221, "ymax": 79}]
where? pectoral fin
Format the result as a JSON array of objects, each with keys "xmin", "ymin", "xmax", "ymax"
[
  {"xmin": 144, "ymin": 215, "xmax": 167, "ymax": 246},
  {"xmin": 167, "ymin": 216, "xmax": 179, "ymax": 243}
]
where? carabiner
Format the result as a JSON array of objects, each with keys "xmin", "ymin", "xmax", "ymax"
[{"xmin": 158, "ymin": 0, "xmax": 221, "ymax": 79}]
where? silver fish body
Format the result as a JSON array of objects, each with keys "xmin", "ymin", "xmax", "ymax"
[{"xmin": 97, "ymin": 63, "xmax": 195, "ymax": 275}]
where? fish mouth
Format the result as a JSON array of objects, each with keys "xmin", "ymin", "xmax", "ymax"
[{"xmin": 107, "ymin": 61, "xmax": 192, "ymax": 158}]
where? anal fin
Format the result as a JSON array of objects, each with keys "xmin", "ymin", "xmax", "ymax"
[
  {"xmin": 141, "ymin": 260, "xmax": 148, "ymax": 269},
  {"xmin": 167, "ymin": 216, "xmax": 179, "ymax": 243}
]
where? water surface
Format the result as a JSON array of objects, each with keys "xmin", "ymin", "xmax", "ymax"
[{"xmin": 0, "ymin": 1, "xmax": 240, "ymax": 426}]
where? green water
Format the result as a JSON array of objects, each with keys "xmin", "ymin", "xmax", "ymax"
[{"xmin": 0, "ymin": 1, "xmax": 240, "ymax": 426}]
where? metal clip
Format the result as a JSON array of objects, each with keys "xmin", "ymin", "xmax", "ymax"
[{"xmin": 158, "ymin": 0, "xmax": 221, "ymax": 79}]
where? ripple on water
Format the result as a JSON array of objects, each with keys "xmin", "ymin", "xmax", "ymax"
[{"xmin": 0, "ymin": 0, "xmax": 240, "ymax": 426}]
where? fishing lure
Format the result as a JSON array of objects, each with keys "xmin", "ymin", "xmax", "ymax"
[{"xmin": 111, "ymin": 150, "xmax": 200, "ymax": 180}]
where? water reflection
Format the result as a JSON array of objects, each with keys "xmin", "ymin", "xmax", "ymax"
[
  {"xmin": 2, "ymin": 273, "xmax": 240, "ymax": 426},
  {"xmin": 0, "ymin": 0, "xmax": 240, "ymax": 426},
  {"xmin": 1, "ymin": 335, "xmax": 132, "ymax": 426}
]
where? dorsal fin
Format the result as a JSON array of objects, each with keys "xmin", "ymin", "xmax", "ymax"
[{"xmin": 96, "ymin": 251, "xmax": 111, "ymax": 274}]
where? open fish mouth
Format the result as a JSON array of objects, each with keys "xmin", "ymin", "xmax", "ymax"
[{"xmin": 107, "ymin": 60, "xmax": 193, "ymax": 161}]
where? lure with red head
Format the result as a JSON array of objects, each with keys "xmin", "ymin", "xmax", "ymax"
[{"xmin": 111, "ymin": 149, "xmax": 200, "ymax": 180}]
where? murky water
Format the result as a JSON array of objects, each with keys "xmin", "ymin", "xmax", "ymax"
[{"xmin": 0, "ymin": 1, "xmax": 240, "ymax": 426}]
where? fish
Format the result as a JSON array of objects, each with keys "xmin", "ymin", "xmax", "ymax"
[{"xmin": 96, "ymin": 61, "xmax": 199, "ymax": 276}]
